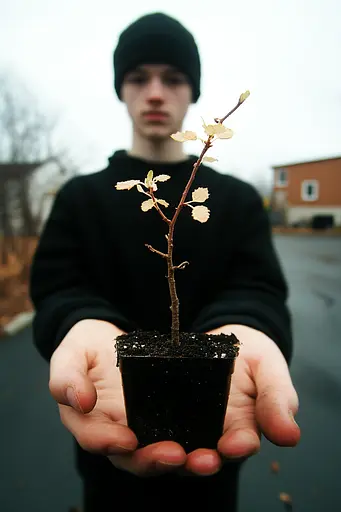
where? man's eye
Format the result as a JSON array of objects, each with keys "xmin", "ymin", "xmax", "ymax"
[
  {"xmin": 164, "ymin": 76, "xmax": 187, "ymax": 85},
  {"xmin": 127, "ymin": 75, "xmax": 146, "ymax": 84}
]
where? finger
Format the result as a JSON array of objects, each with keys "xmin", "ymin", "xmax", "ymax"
[
  {"xmin": 184, "ymin": 448, "xmax": 222, "ymax": 476},
  {"xmin": 109, "ymin": 441, "xmax": 186, "ymax": 476},
  {"xmin": 254, "ymin": 347, "xmax": 300, "ymax": 446},
  {"xmin": 59, "ymin": 404, "xmax": 138, "ymax": 454},
  {"xmin": 217, "ymin": 404, "xmax": 261, "ymax": 460},
  {"xmin": 49, "ymin": 342, "xmax": 97, "ymax": 413}
]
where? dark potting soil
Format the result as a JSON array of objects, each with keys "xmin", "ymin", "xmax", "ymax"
[{"xmin": 115, "ymin": 330, "xmax": 240, "ymax": 363}]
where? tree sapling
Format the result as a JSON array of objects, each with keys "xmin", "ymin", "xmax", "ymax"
[{"xmin": 114, "ymin": 91, "xmax": 250, "ymax": 451}]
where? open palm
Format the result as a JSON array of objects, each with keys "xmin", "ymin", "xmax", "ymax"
[
  {"xmin": 50, "ymin": 320, "xmax": 300, "ymax": 477},
  {"xmin": 217, "ymin": 324, "xmax": 300, "ymax": 462}
]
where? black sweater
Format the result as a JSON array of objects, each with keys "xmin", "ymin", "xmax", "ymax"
[{"xmin": 30, "ymin": 150, "xmax": 292, "ymax": 363}]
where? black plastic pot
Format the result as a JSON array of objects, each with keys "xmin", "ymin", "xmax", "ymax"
[{"xmin": 116, "ymin": 330, "xmax": 239, "ymax": 453}]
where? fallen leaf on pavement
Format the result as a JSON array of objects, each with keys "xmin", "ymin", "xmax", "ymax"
[
  {"xmin": 279, "ymin": 492, "xmax": 293, "ymax": 506},
  {"xmin": 271, "ymin": 461, "xmax": 280, "ymax": 473}
]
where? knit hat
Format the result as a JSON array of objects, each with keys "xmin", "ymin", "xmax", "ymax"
[{"xmin": 113, "ymin": 12, "xmax": 201, "ymax": 103}]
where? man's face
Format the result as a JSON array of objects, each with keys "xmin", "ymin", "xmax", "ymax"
[{"xmin": 121, "ymin": 64, "xmax": 192, "ymax": 142}]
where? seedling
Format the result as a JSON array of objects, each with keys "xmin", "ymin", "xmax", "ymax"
[{"xmin": 116, "ymin": 90, "xmax": 250, "ymax": 345}]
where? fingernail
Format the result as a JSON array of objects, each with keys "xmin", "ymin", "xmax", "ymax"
[
  {"xmin": 66, "ymin": 386, "xmax": 83, "ymax": 412},
  {"xmin": 289, "ymin": 410, "xmax": 299, "ymax": 426},
  {"xmin": 195, "ymin": 453, "xmax": 217, "ymax": 466}
]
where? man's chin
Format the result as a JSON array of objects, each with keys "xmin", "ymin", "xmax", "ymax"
[{"xmin": 144, "ymin": 128, "xmax": 174, "ymax": 142}]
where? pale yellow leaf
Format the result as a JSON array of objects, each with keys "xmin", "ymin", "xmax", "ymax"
[
  {"xmin": 192, "ymin": 205, "xmax": 210, "ymax": 223},
  {"xmin": 156, "ymin": 199, "xmax": 169, "ymax": 208},
  {"xmin": 203, "ymin": 122, "xmax": 229, "ymax": 137},
  {"xmin": 183, "ymin": 130, "xmax": 197, "ymax": 140},
  {"xmin": 216, "ymin": 128, "xmax": 234, "ymax": 139},
  {"xmin": 141, "ymin": 199, "xmax": 154, "ymax": 212},
  {"xmin": 145, "ymin": 170, "xmax": 154, "ymax": 189},
  {"xmin": 171, "ymin": 130, "xmax": 197, "ymax": 142},
  {"xmin": 239, "ymin": 90, "xmax": 250, "ymax": 103},
  {"xmin": 137, "ymin": 184, "xmax": 144, "ymax": 193},
  {"xmin": 202, "ymin": 156, "xmax": 218, "ymax": 163},
  {"xmin": 203, "ymin": 124, "xmax": 215, "ymax": 136},
  {"xmin": 154, "ymin": 174, "xmax": 171, "ymax": 183},
  {"xmin": 115, "ymin": 179, "xmax": 140, "ymax": 190},
  {"xmin": 192, "ymin": 187, "xmax": 209, "ymax": 203},
  {"xmin": 171, "ymin": 131, "xmax": 185, "ymax": 142}
]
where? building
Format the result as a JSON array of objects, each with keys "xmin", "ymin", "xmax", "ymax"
[{"xmin": 271, "ymin": 156, "xmax": 341, "ymax": 227}]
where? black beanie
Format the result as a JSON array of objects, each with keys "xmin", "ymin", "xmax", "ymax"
[{"xmin": 113, "ymin": 12, "xmax": 201, "ymax": 103}]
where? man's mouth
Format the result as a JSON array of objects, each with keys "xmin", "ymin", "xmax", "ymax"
[{"xmin": 143, "ymin": 112, "xmax": 169, "ymax": 122}]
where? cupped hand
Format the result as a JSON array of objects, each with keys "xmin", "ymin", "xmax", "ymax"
[
  {"xmin": 183, "ymin": 324, "xmax": 301, "ymax": 474},
  {"xmin": 49, "ymin": 320, "xmax": 300, "ymax": 478},
  {"xmin": 49, "ymin": 319, "xmax": 188, "ymax": 476}
]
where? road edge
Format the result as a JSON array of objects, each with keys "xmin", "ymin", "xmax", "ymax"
[{"xmin": 2, "ymin": 311, "xmax": 35, "ymax": 337}]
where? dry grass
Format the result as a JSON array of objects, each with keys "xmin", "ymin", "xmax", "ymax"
[{"xmin": 0, "ymin": 237, "xmax": 37, "ymax": 335}]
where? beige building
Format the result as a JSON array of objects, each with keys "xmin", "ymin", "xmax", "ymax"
[{"xmin": 271, "ymin": 156, "xmax": 341, "ymax": 227}]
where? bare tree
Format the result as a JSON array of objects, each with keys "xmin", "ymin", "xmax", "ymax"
[
  {"xmin": 0, "ymin": 72, "xmax": 77, "ymax": 269},
  {"xmin": 0, "ymin": 72, "xmax": 61, "ymax": 163}
]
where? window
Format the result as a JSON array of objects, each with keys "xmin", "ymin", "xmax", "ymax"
[
  {"xmin": 301, "ymin": 180, "xmax": 319, "ymax": 201},
  {"xmin": 276, "ymin": 168, "xmax": 288, "ymax": 186}
]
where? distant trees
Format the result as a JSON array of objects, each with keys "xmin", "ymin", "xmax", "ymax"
[{"xmin": 0, "ymin": 73, "xmax": 77, "ymax": 269}]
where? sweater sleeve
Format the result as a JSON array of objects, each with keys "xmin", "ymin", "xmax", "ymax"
[
  {"xmin": 190, "ymin": 185, "xmax": 293, "ymax": 363},
  {"xmin": 29, "ymin": 177, "xmax": 137, "ymax": 362}
]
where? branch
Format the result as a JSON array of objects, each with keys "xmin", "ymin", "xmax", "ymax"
[
  {"xmin": 145, "ymin": 244, "xmax": 168, "ymax": 258},
  {"xmin": 170, "ymin": 137, "xmax": 213, "ymax": 228},
  {"xmin": 149, "ymin": 189, "xmax": 171, "ymax": 224},
  {"xmin": 214, "ymin": 95, "xmax": 248, "ymax": 124},
  {"xmin": 173, "ymin": 261, "xmax": 189, "ymax": 270}
]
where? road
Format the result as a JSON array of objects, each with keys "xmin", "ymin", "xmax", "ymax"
[{"xmin": 1, "ymin": 234, "xmax": 340, "ymax": 511}]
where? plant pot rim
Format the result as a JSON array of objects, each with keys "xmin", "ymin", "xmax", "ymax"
[
  {"xmin": 118, "ymin": 354, "xmax": 237, "ymax": 360},
  {"xmin": 116, "ymin": 330, "xmax": 240, "ymax": 361}
]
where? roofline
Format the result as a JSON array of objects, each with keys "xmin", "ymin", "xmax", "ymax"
[
  {"xmin": 0, "ymin": 158, "xmax": 51, "ymax": 168},
  {"xmin": 272, "ymin": 155, "xmax": 341, "ymax": 169}
]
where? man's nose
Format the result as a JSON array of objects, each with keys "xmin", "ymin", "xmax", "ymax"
[{"xmin": 146, "ymin": 77, "xmax": 165, "ymax": 102}]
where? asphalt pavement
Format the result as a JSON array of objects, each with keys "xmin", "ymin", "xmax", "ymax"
[{"xmin": 0, "ymin": 234, "xmax": 340, "ymax": 512}]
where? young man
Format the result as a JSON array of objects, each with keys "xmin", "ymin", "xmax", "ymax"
[{"xmin": 29, "ymin": 12, "xmax": 300, "ymax": 511}]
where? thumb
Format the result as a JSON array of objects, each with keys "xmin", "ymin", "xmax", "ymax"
[
  {"xmin": 49, "ymin": 341, "xmax": 97, "ymax": 414},
  {"xmin": 255, "ymin": 347, "xmax": 301, "ymax": 447}
]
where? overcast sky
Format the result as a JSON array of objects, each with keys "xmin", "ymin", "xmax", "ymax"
[{"xmin": 1, "ymin": 0, "xmax": 340, "ymax": 187}]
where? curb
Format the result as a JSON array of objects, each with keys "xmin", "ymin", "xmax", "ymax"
[{"xmin": 3, "ymin": 311, "xmax": 35, "ymax": 336}]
